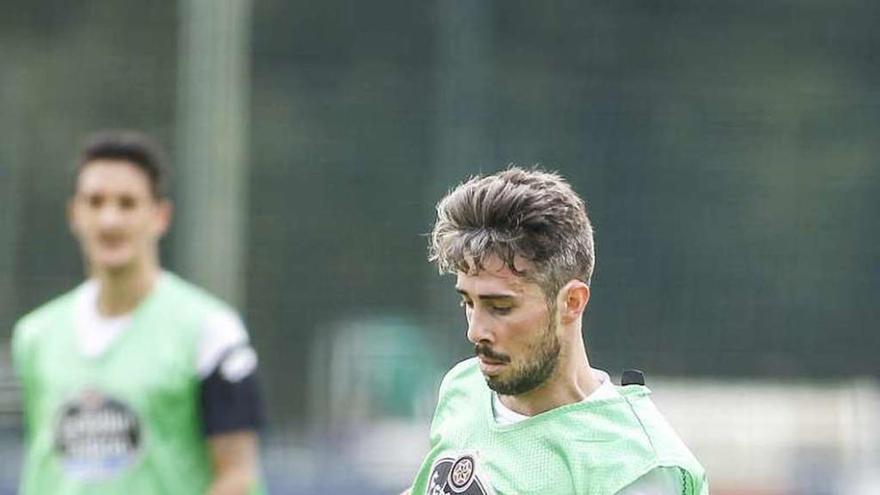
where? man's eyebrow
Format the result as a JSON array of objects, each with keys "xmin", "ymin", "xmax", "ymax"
[{"xmin": 455, "ymin": 288, "xmax": 516, "ymax": 300}]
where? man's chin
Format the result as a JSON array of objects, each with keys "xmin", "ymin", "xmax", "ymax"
[
  {"xmin": 484, "ymin": 375, "xmax": 521, "ymax": 395},
  {"xmin": 90, "ymin": 256, "xmax": 137, "ymax": 274},
  {"xmin": 484, "ymin": 369, "xmax": 551, "ymax": 396},
  {"xmin": 484, "ymin": 376, "xmax": 505, "ymax": 393}
]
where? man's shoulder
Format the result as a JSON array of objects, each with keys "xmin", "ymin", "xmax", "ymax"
[
  {"xmin": 442, "ymin": 357, "xmax": 480, "ymax": 381},
  {"xmin": 11, "ymin": 285, "xmax": 85, "ymax": 370},
  {"xmin": 13, "ymin": 285, "xmax": 83, "ymax": 344},
  {"xmin": 617, "ymin": 385, "xmax": 706, "ymax": 482},
  {"xmin": 438, "ymin": 357, "xmax": 481, "ymax": 395},
  {"xmin": 158, "ymin": 273, "xmax": 252, "ymax": 370},
  {"xmin": 429, "ymin": 358, "xmax": 484, "ymax": 430}
]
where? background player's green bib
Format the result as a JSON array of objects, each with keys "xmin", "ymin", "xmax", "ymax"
[{"xmin": 13, "ymin": 274, "xmax": 247, "ymax": 495}]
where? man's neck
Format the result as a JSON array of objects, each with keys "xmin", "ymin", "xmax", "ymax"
[
  {"xmin": 498, "ymin": 339, "xmax": 600, "ymax": 417},
  {"xmin": 94, "ymin": 262, "xmax": 160, "ymax": 317}
]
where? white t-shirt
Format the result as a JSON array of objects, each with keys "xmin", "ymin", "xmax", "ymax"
[{"xmin": 492, "ymin": 369, "xmax": 683, "ymax": 495}]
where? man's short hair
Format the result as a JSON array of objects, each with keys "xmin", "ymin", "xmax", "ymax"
[
  {"xmin": 77, "ymin": 130, "xmax": 167, "ymax": 199},
  {"xmin": 429, "ymin": 166, "xmax": 595, "ymax": 298}
]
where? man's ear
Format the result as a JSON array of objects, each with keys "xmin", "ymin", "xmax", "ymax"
[
  {"xmin": 154, "ymin": 199, "xmax": 173, "ymax": 237},
  {"xmin": 67, "ymin": 197, "xmax": 79, "ymax": 236},
  {"xmin": 558, "ymin": 280, "xmax": 590, "ymax": 324}
]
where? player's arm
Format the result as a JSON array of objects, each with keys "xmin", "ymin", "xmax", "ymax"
[
  {"xmin": 206, "ymin": 430, "xmax": 260, "ymax": 495},
  {"xmin": 198, "ymin": 310, "xmax": 265, "ymax": 495},
  {"xmin": 399, "ymin": 488, "xmax": 412, "ymax": 495}
]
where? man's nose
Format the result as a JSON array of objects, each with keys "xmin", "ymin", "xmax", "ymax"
[
  {"xmin": 466, "ymin": 308, "xmax": 493, "ymax": 345},
  {"xmin": 97, "ymin": 204, "xmax": 123, "ymax": 226}
]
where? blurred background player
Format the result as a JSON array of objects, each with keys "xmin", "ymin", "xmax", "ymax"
[
  {"xmin": 11, "ymin": 131, "xmax": 265, "ymax": 495},
  {"xmin": 404, "ymin": 167, "xmax": 707, "ymax": 495}
]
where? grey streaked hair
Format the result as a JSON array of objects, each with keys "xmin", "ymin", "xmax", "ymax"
[{"xmin": 429, "ymin": 166, "xmax": 595, "ymax": 298}]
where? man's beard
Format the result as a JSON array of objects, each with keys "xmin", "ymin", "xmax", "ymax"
[{"xmin": 474, "ymin": 320, "xmax": 561, "ymax": 396}]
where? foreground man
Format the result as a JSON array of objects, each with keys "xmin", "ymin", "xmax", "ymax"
[
  {"xmin": 13, "ymin": 131, "xmax": 264, "ymax": 494},
  {"xmin": 405, "ymin": 167, "xmax": 707, "ymax": 494}
]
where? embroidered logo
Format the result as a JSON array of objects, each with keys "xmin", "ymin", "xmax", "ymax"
[
  {"xmin": 426, "ymin": 452, "xmax": 494, "ymax": 495},
  {"xmin": 54, "ymin": 389, "xmax": 142, "ymax": 480}
]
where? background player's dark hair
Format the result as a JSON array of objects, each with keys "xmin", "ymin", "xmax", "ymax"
[
  {"xmin": 429, "ymin": 166, "xmax": 595, "ymax": 299},
  {"xmin": 77, "ymin": 130, "xmax": 167, "ymax": 199}
]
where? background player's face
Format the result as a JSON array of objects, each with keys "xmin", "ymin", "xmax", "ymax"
[
  {"xmin": 69, "ymin": 160, "xmax": 170, "ymax": 275},
  {"xmin": 456, "ymin": 256, "xmax": 561, "ymax": 396}
]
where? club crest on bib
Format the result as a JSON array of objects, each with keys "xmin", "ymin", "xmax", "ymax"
[
  {"xmin": 426, "ymin": 451, "xmax": 494, "ymax": 495},
  {"xmin": 54, "ymin": 389, "xmax": 143, "ymax": 480}
]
